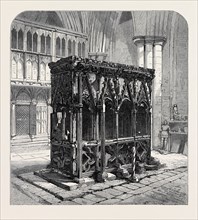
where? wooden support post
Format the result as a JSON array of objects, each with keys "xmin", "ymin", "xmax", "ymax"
[
  {"xmin": 76, "ymin": 73, "xmax": 83, "ymax": 181},
  {"xmin": 101, "ymin": 100, "xmax": 106, "ymax": 172},
  {"xmin": 94, "ymin": 107, "xmax": 100, "ymax": 177},
  {"xmin": 97, "ymin": 100, "xmax": 107, "ymax": 182},
  {"xmin": 94, "ymin": 79, "xmax": 100, "ymax": 178},
  {"xmin": 115, "ymin": 110, "xmax": 119, "ymax": 165},
  {"xmin": 131, "ymin": 110, "xmax": 134, "ymax": 136},
  {"xmin": 129, "ymin": 108, "xmax": 139, "ymax": 182},
  {"xmin": 129, "ymin": 144, "xmax": 138, "ymax": 182},
  {"xmin": 61, "ymin": 109, "xmax": 66, "ymax": 140},
  {"xmin": 69, "ymin": 109, "xmax": 73, "ymax": 142},
  {"xmin": 133, "ymin": 109, "xmax": 137, "ymax": 136}
]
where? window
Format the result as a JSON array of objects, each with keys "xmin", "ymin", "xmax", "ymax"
[
  {"xmin": 18, "ymin": 29, "xmax": 23, "ymax": 50},
  {"xmin": 46, "ymin": 64, "xmax": 51, "ymax": 81},
  {"xmin": 68, "ymin": 39, "xmax": 72, "ymax": 56},
  {"xmin": 41, "ymin": 34, "xmax": 45, "ymax": 53},
  {"xmin": 36, "ymin": 105, "xmax": 47, "ymax": 134},
  {"xmin": 11, "ymin": 29, "xmax": 17, "ymax": 49},
  {"xmin": 119, "ymin": 100, "xmax": 132, "ymax": 138},
  {"xmin": 62, "ymin": 38, "xmax": 65, "ymax": 56},
  {"xmin": 26, "ymin": 60, "xmax": 32, "ymax": 80},
  {"xmin": 12, "ymin": 59, "xmax": 17, "ymax": 78},
  {"xmin": 46, "ymin": 35, "xmax": 51, "ymax": 54},
  {"xmin": 32, "ymin": 61, "xmax": 38, "ymax": 80},
  {"xmin": 40, "ymin": 62, "xmax": 46, "ymax": 81},
  {"xmin": 82, "ymin": 42, "xmax": 85, "ymax": 58},
  {"xmin": 72, "ymin": 40, "xmax": 75, "ymax": 55},
  {"xmin": 78, "ymin": 42, "xmax": 81, "ymax": 57},
  {"xmin": 27, "ymin": 31, "xmax": 32, "ymax": 51},
  {"xmin": 56, "ymin": 37, "xmax": 60, "ymax": 56},
  {"xmin": 33, "ymin": 33, "xmax": 38, "ymax": 52},
  {"xmin": 17, "ymin": 60, "xmax": 24, "ymax": 79}
]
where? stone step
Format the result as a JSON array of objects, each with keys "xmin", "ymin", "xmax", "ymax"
[{"xmin": 12, "ymin": 176, "xmax": 61, "ymax": 204}]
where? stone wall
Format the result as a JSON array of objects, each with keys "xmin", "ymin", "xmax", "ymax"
[
  {"xmin": 162, "ymin": 12, "xmax": 188, "ymax": 121},
  {"xmin": 110, "ymin": 11, "xmax": 188, "ymax": 149},
  {"xmin": 111, "ymin": 19, "xmax": 137, "ymax": 66}
]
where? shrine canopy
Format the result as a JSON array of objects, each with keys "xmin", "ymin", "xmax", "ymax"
[{"xmin": 48, "ymin": 56, "xmax": 155, "ymax": 81}]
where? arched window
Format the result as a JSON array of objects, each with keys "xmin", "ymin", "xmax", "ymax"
[
  {"xmin": 46, "ymin": 35, "xmax": 51, "ymax": 54},
  {"xmin": 11, "ymin": 29, "xmax": 17, "ymax": 49},
  {"xmin": 62, "ymin": 38, "xmax": 65, "ymax": 57},
  {"xmin": 82, "ymin": 42, "xmax": 85, "ymax": 58},
  {"xmin": 32, "ymin": 61, "xmax": 38, "ymax": 80},
  {"xmin": 26, "ymin": 60, "xmax": 32, "ymax": 80},
  {"xmin": 46, "ymin": 64, "xmax": 51, "ymax": 81},
  {"xmin": 12, "ymin": 59, "xmax": 17, "ymax": 78},
  {"xmin": 119, "ymin": 100, "xmax": 132, "ymax": 138},
  {"xmin": 78, "ymin": 42, "xmax": 81, "ymax": 57},
  {"xmin": 40, "ymin": 62, "xmax": 46, "ymax": 81},
  {"xmin": 33, "ymin": 33, "xmax": 38, "ymax": 52},
  {"xmin": 18, "ymin": 29, "xmax": 23, "ymax": 50},
  {"xmin": 27, "ymin": 31, "xmax": 32, "ymax": 51},
  {"xmin": 17, "ymin": 60, "xmax": 24, "ymax": 79},
  {"xmin": 56, "ymin": 37, "xmax": 60, "ymax": 56},
  {"xmin": 41, "ymin": 34, "xmax": 45, "ymax": 53},
  {"xmin": 68, "ymin": 39, "xmax": 72, "ymax": 56},
  {"xmin": 72, "ymin": 40, "xmax": 76, "ymax": 55}
]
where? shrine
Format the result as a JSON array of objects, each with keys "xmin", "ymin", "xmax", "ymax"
[{"xmin": 48, "ymin": 56, "xmax": 155, "ymax": 183}]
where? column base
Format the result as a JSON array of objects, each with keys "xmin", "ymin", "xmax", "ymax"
[
  {"xmin": 95, "ymin": 171, "xmax": 108, "ymax": 183},
  {"xmin": 129, "ymin": 175, "xmax": 139, "ymax": 183}
]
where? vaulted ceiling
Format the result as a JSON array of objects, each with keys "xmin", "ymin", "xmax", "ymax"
[{"xmin": 16, "ymin": 11, "xmax": 187, "ymax": 53}]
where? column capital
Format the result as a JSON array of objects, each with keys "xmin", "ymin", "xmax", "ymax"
[
  {"xmin": 11, "ymin": 100, "xmax": 16, "ymax": 105},
  {"xmin": 31, "ymin": 99, "xmax": 37, "ymax": 105},
  {"xmin": 133, "ymin": 36, "xmax": 166, "ymax": 46}
]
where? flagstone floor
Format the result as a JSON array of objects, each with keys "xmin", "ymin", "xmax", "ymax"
[{"xmin": 10, "ymin": 148, "xmax": 188, "ymax": 205}]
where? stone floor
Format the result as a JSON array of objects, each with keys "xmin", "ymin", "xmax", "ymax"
[{"xmin": 11, "ymin": 148, "xmax": 188, "ymax": 205}]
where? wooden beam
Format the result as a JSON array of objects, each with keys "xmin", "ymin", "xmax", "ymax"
[
  {"xmin": 100, "ymin": 99, "xmax": 106, "ymax": 175},
  {"xmin": 77, "ymin": 73, "xmax": 83, "ymax": 179}
]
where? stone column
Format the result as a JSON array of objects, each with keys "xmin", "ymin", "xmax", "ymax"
[
  {"xmin": 29, "ymin": 99, "xmax": 37, "ymax": 140},
  {"xmin": 137, "ymin": 43, "xmax": 144, "ymax": 67},
  {"xmin": 152, "ymin": 40, "xmax": 163, "ymax": 148},
  {"xmin": 133, "ymin": 36, "xmax": 166, "ymax": 149},
  {"xmin": 51, "ymin": 30, "xmax": 56, "ymax": 62},
  {"xmin": 11, "ymin": 101, "xmax": 16, "ymax": 138}
]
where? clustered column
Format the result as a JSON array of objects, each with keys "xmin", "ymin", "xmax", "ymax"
[
  {"xmin": 11, "ymin": 101, "xmax": 16, "ymax": 138},
  {"xmin": 133, "ymin": 36, "xmax": 166, "ymax": 149}
]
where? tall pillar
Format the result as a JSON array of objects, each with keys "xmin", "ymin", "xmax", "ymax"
[
  {"xmin": 152, "ymin": 40, "xmax": 164, "ymax": 148},
  {"xmin": 29, "ymin": 99, "xmax": 37, "ymax": 140},
  {"xmin": 11, "ymin": 101, "xmax": 16, "ymax": 138},
  {"xmin": 76, "ymin": 73, "xmax": 83, "ymax": 181},
  {"xmin": 136, "ymin": 43, "xmax": 144, "ymax": 67},
  {"xmin": 133, "ymin": 36, "xmax": 166, "ymax": 149},
  {"xmin": 51, "ymin": 30, "xmax": 56, "ymax": 62}
]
